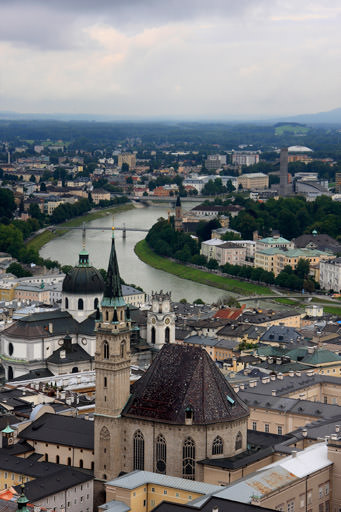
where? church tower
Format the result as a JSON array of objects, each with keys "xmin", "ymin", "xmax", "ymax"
[
  {"xmin": 94, "ymin": 228, "xmax": 132, "ymax": 483},
  {"xmin": 174, "ymin": 195, "xmax": 182, "ymax": 232},
  {"xmin": 147, "ymin": 291, "xmax": 175, "ymax": 348}
]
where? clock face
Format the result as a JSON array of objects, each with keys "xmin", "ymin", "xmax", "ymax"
[
  {"xmin": 165, "ymin": 318, "xmax": 170, "ymax": 325},
  {"xmin": 58, "ymin": 339, "xmax": 64, "ymax": 346},
  {"xmin": 151, "ymin": 317, "xmax": 156, "ymax": 324},
  {"xmin": 81, "ymin": 338, "xmax": 87, "ymax": 345}
]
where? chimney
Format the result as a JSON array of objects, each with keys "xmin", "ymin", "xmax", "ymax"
[
  {"xmin": 336, "ymin": 425, "xmax": 340, "ymax": 433},
  {"xmin": 272, "ymin": 390, "xmax": 277, "ymax": 396},
  {"xmin": 302, "ymin": 428, "xmax": 308, "ymax": 437},
  {"xmin": 292, "ymin": 450, "xmax": 297, "ymax": 458},
  {"xmin": 289, "ymin": 370, "xmax": 294, "ymax": 377},
  {"xmin": 278, "ymin": 373, "xmax": 284, "ymax": 380}
]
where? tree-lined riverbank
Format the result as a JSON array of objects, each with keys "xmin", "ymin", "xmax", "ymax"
[{"xmin": 134, "ymin": 239, "xmax": 272, "ymax": 296}]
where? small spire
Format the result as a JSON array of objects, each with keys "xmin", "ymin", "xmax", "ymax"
[{"xmin": 16, "ymin": 485, "xmax": 29, "ymax": 512}]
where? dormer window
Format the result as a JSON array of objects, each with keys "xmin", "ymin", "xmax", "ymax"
[{"xmin": 185, "ymin": 406, "xmax": 194, "ymax": 425}]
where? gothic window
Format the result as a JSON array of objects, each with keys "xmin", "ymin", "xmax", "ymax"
[
  {"xmin": 56, "ymin": 455, "xmax": 60, "ymax": 464},
  {"xmin": 67, "ymin": 457, "xmax": 71, "ymax": 466},
  {"xmin": 235, "ymin": 431, "xmax": 242, "ymax": 450},
  {"xmin": 165, "ymin": 326, "xmax": 170, "ymax": 344},
  {"xmin": 65, "ymin": 297, "xmax": 69, "ymax": 309},
  {"xmin": 103, "ymin": 341, "xmax": 109, "ymax": 359},
  {"xmin": 182, "ymin": 437, "xmax": 195, "ymax": 480},
  {"xmin": 133, "ymin": 430, "xmax": 144, "ymax": 470},
  {"xmin": 212, "ymin": 436, "xmax": 223, "ymax": 455},
  {"xmin": 151, "ymin": 326, "xmax": 156, "ymax": 344},
  {"xmin": 78, "ymin": 298, "xmax": 84, "ymax": 310},
  {"xmin": 105, "ymin": 311, "xmax": 109, "ymax": 321},
  {"xmin": 155, "ymin": 434, "xmax": 167, "ymax": 474},
  {"xmin": 120, "ymin": 340, "xmax": 125, "ymax": 358},
  {"xmin": 94, "ymin": 298, "xmax": 99, "ymax": 309},
  {"xmin": 79, "ymin": 459, "xmax": 83, "ymax": 468}
]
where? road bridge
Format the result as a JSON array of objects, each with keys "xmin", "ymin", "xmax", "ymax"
[{"xmin": 50, "ymin": 224, "xmax": 148, "ymax": 239}]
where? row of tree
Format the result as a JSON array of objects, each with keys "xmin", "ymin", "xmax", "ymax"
[{"xmin": 146, "ymin": 218, "xmax": 317, "ymax": 291}]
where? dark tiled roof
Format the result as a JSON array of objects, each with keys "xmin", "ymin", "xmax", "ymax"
[
  {"xmin": 14, "ymin": 468, "xmax": 92, "ymax": 502},
  {"xmin": 11, "ymin": 368, "xmax": 53, "ymax": 382},
  {"xmin": 153, "ymin": 496, "xmax": 271, "ymax": 512},
  {"xmin": 122, "ymin": 344, "xmax": 249, "ymax": 425},
  {"xmin": 3, "ymin": 310, "xmax": 95, "ymax": 339},
  {"xmin": 47, "ymin": 343, "xmax": 93, "ymax": 364},
  {"xmin": 19, "ymin": 412, "xmax": 94, "ymax": 449}
]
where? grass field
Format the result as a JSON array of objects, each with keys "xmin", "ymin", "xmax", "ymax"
[
  {"xmin": 27, "ymin": 203, "xmax": 134, "ymax": 253},
  {"xmin": 274, "ymin": 298, "xmax": 301, "ymax": 306},
  {"xmin": 135, "ymin": 240, "xmax": 272, "ymax": 296},
  {"xmin": 322, "ymin": 305, "xmax": 341, "ymax": 316},
  {"xmin": 275, "ymin": 124, "xmax": 309, "ymax": 136}
]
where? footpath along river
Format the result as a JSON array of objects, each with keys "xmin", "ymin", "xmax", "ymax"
[{"xmin": 40, "ymin": 203, "xmax": 237, "ymax": 303}]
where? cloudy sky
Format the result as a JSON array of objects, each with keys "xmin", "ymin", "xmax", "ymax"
[{"xmin": 1, "ymin": 0, "xmax": 340, "ymax": 119}]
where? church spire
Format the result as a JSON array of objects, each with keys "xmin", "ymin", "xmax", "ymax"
[{"xmin": 102, "ymin": 228, "xmax": 125, "ymax": 307}]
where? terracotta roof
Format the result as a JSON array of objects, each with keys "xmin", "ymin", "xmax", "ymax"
[
  {"xmin": 122, "ymin": 344, "xmax": 249, "ymax": 425},
  {"xmin": 214, "ymin": 305, "xmax": 245, "ymax": 320}
]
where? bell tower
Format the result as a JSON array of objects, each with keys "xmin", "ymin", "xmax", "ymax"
[{"xmin": 94, "ymin": 228, "xmax": 131, "ymax": 483}]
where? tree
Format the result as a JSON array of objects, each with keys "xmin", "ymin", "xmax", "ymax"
[
  {"xmin": 0, "ymin": 189, "xmax": 16, "ymax": 219},
  {"xmin": 193, "ymin": 298, "xmax": 205, "ymax": 304},
  {"xmin": 296, "ymin": 259, "xmax": 310, "ymax": 279},
  {"xmin": 6, "ymin": 262, "xmax": 32, "ymax": 278}
]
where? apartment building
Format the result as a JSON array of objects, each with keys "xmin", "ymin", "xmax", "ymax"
[
  {"xmin": 232, "ymin": 151, "xmax": 260, "ymax": 166},
  {"xmin": 320, "ymin": 257, "xmax": 341, "ymax": 292}
]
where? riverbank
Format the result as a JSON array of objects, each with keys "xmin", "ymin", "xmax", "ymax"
[
  {"xmin": 134, "ymin": 239, "xmax": 272, "ymax": 296},
  {"xmin": 27, "ymin": 203, "xmax": 135, "ymax": 253}
]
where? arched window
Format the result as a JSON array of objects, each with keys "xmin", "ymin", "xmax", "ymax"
[
  {"xmin": 8, "ymin": 343, "xmax": 13, "ymax": 356},
  {"xmin": 79, "ymin": 459, "xmax": 83, "ymax": 468},
  {"xmin": 235, "ymin": 431, "xmax": 242, "ymax": 450},
  {"xmin": 104, "ymin": 377, "xmax": 107, "ymax": 388},
  {"xmin": 72, "ymin": 367, "xmax": 78, "ymax": 373},
  {"xmin": 120, "ymin": 340, "xmax": 125, "ymax": 358},
  {"xmin": 182, "ymin": 437, "xmax": 195, "ymax": 480},
  {"xmin": 155, "ymin": 434, "xmax": 167, "ymax": 474},
  {"xmin": 67, "ymin": 457, "xmax": 71, "ymax": 466},
  {"xmin": 78, "ymin": 298, "xmax": 84, "ymax": 310},
  {"xmin": 65, "ymin": 297, "xmax": 69, "ymax": 309},
  {"xmin": 8, "ymin": 366, "xmax": 13, "ymax": 381},
  {"xmin": 151, "ymin": 326, "xmax": 156, "ymax": 344},
  {"xmin": 103, "ymin": 341, "xmax": 109, "ymax": 359},
  {"xmin": 100, "ymin": 426, "xmax": 110, "ymax": 440},
  {"xmin": 165, "ymin": 326, "xmax": 170, "ymax": 344},
  {"xmin": 91, "ymin": 462, "xmax": 94, "ymax": 470},
  {"xmin": 45, "ymin": 453, "xmax": 48, "ymax": 462},
  {"xmin": 56, "ymin": 455, "xmax": 60, "ymax": 464},
  {"xmin": 133, "ymin": 430, "xmax": 144, "ymax": 470},
  {"xmin": 94, "ymin": 298, "xmax": 99, "ymax": 309},
  {"xmin": 212, "ymin": 436, "xmax": 223, "ymax": 455},
  {"xmin": 105, "ymin": 311, "xmax": 109, "ymax": 321}
]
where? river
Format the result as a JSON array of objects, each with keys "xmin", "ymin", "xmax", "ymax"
[{"xmin": 40, "ymin": 203, "xmax": 234, "ymax": 303}]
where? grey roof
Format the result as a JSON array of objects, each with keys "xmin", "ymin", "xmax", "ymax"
[
  {"xmin": 239, "ymin": 390, "xmax": 341, "ymax": 420},
  {"xmin": 19, "ymin": 412, "xmax": 94, "ymax": 449},
  {"xmin": 153, "ymin": 496, "xmax": 272, "ymax": 512},
  {"xmin": 47, "ymin": 343, "xmax": 93, "ymax": 364},
  {"xmin": 14, "ymin": 468, "xmax": 92, "ymax": 502},
  {"xmin": 260, "ymin": 325, "xmax": 301, "ymax": 344}
]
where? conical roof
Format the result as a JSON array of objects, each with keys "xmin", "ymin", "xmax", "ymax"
[
  {"xmin": 122, "ymin": 344, "xmax": 249, "ymax": 425},
  {"xmin": 102, "ymin": 229, "xmax": 125, "ymax": 307}
]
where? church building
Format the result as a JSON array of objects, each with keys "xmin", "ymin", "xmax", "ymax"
[{"xmin": 94, "ymin": 229, "xmax": 250, "ymax": 491}]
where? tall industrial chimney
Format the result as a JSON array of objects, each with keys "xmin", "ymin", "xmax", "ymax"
[{"xmin": 279, "ymin": 147, "xmax": 288, "ymax": 196}]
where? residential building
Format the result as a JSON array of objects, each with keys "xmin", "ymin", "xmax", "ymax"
[
  {"xmin": 118, "ymin": 153, "xmax": 136, "ymax": 169},
  {"xmin": 238, "ymin": 173, "xmax": 268, "ymax": 190},
  {"xmin": 205, "ymin": 155, "xmax": 226, "ymax": 171},
  {"xmin": 200, "ymin": 239, "xmax": 224, "ymax": 261},
  {"xmin": 231, "ymin": 151, "xmax": 259, "ymax": 167},
  {"xmin": 105, "ymin": 471, "xmax": 220, "ymax": 512},
  {"xmin": 215, "ymin": 242, "xmax": 247, "ymax": 266},
  {"xmin": 320, "ymin": 257, "xmax": 341, "ymax": 292},
  {"xmin": 92, "ymin": 189, "xmax": 111, "ymax": 204}
]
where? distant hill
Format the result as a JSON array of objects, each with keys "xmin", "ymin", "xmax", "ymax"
[{"xmin": 280, "ymin": 107, "xmax": 341, "ymax": 125}]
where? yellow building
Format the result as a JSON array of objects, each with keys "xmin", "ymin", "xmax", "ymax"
[
  {"xmin": 254, "ymin": 248, "xmax": 335, "ymax": 277},
  {"xmin": 238, "ymin": 173, "xmax": 269, "ymax": 190},
  {"xmin": 105, "ymin": 471, "xmax": 221, "ymax": 512},
  {"xmin": 0, "ymin": 284, "xmax": 16, "ymax": 301}
]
